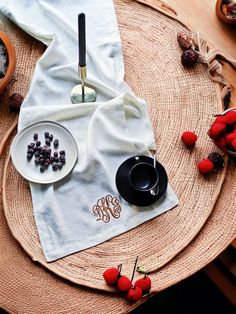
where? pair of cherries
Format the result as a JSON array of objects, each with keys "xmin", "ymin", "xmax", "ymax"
[{"xmin": 103, "ymin": 264, "xmax": 151, "ymax": 302}]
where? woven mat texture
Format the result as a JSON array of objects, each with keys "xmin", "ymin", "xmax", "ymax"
[{"xmin": 1, "ymin": 0, "xmax": 236, "ymax": 309}]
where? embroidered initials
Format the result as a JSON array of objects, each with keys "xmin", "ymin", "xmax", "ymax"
[{"xmin": 92, "ymin": 195, "xmax": 121, "ymax": 223}]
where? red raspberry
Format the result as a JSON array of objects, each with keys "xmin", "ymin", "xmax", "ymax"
[
  {"xmin": 214, "ymin": 115, "xmax": 227, "ymax": 124},
  {"xmin": 127, "ymin": 286, "xmax": 143, "ymax": 302},
  {"xmin": 213, "ymin": 136, "xmax": 227, "ymax": 152},
  {"xmin": 225, "ymin": 132, "xmax": 236, "ymax": 145},
  {"xmin": 231, "ymin": 139, "xmax": 236, "ymax": 151},
  {"xmin": 117, "ymin": 275, "xmax": 132, "ymax": 292},
  {"xmin": 197, "ymin": 159, "xmax": 214, "ymax": 174},
  {"xmin": 181, "ymin": 131, "xmax": 197, "ymax": 146},
  {"xmin": 103, "ymin": 267, "xmax": 120, "ymax": 285},
  {"xmin": 134, "ymin": 276, "xmax": 152, "ymax": 293},
  {"xmin": 224, "ymin": 110, "xmax": 236, "ymax": 125},
  {"xmin": 208, "ymin": 122, "xmax": 226, "ymax": 139}
]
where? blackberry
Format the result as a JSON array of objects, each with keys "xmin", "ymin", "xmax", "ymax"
[
  {"xmin": 44, "ymin": 132, "xmax": 49, "ymax": 138},
  {"xmin": 33, "ymin": 133, "xmax": 38, "ymax": 141},
  {"xmin": 181, "ymin": 49, "xmax": 198, "ymax": 68},
  {"xmin": 208, "ymin": 152, "xmax": 224, "ymax": 170}
]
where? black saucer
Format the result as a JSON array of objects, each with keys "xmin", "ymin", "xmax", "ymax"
[{"xmin": 115, "ymin": 156, "xmax": 168, "ymax": 206}]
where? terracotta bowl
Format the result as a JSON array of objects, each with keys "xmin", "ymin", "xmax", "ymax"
[
  {"xmin": 0, "ymin": 31, "xmax": 16, "ymax": 93},
  {"xmin": 215, "ymin": 0, "xmax": 236, "ymax": 25}
]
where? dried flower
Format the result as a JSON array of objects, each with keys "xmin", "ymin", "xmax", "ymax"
[
  {"xmin": 181, "ymin": 49, "xmax": 198, "ymax": 68},
  {"xmin": 9, "ymin": 93, "xmax": 24, "ymax": 112},
  {"xmin": 177, "ymin": 32, "xmax": 194, "ymax": 51}
]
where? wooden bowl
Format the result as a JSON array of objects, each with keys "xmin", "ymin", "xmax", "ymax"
[
  {"xmin": 215, "ymin": 0, "xmax": 236, "ymax": 24},
  {"xmin": 0, "ymin": 31, "xmax": 16, "ymax": 93}
]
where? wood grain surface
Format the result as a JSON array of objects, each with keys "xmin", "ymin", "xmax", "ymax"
[{"xmin": 164, "ymin": 0, "xmax": 236, "ymax": 59}]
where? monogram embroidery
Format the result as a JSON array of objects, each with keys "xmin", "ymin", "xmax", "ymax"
[{"xmin": 92, "ymin": 195, "xmax": 121, "ymax": 223}]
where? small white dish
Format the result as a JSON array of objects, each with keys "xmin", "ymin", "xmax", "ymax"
[{"xmin": 10, "ymin": 120, "xmax": 78, "ymax": 184}]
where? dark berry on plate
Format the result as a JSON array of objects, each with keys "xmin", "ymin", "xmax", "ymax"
[
  {"xmin": 57, "ymin": 162, "xmax": 63, "ymax": 170},
  {"xmin": 27, "ymin": 154, "xmax": 33, "ymax": 161},
  {"xmin": 54, "ymin": 157, "xmax": 59, "ymax": 163},
  {"xmin": 60, "ymin": 155, "xmax": 66, "ymax": 164},
  {"xmin": 45, "ymin": 138, "xmax": 51, "ymax": 146},
  {"xmin": 28, "ymin": 143, "xmax": 35, "ymax": 149},
  {"xmin": 52, "ymin": 164, "xmax": 58, "ymax": 171},
  {"xmin": 33, "ymin": 133, "xmax": 38, "ymax": 141},
  {"xmin": 35, "ymin": 158, "xmax": 40, "ymax": 165},
  {"xmin": 36, "ymin": 141, "xmax": 41, "ymax": 147},
  {"xmin": 41, "ymin": 146, "xmax": 48, "ymax": 154},
  {"xmin": 44, "ymin": 132, "xmax": 49, "ymax": 138},
  {"xmin": 54, "ymin": 152, "xmax": 58, "ymax": 157},
  {"xmin": 53, "ymin": 139, "xmax": 59, "ymax": 148},
  {"xmin": 27, "ymin": 148, "xmax": 34, "ymax": 154},
  {"xmin": 59, "ymin": 150, "xmax": 65, "ymax": 155},
  {"xmin": 33, "ymin": 146, "xmax": 38, "ymax": 152},
  {"xmin": 50, "ymin": 156, "xmax": 55, "ymax": 163},
  {"xmin": 40, "ymin": 166, "xmax": 45, "ymax": 172},
  {"xmin": 48, "ymin": 134, "xmax": 53, "ymax": 141}
]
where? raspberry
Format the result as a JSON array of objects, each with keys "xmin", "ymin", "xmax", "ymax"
[
  {"xmin": 214, "ymin": 115, "xmax": 227, "ymax": 124},
  {"xmin": 117, "ymin": 276, "xmax": 132, "ymax": 292},
  {"xmin": 232, "ymin": 139, "xmax": 236, "ymax": 151},
  {"xmin": 224, "ymin": 110, "xmax": 236, "ymax": 125},
  {"xmin": 103, "ymin": 267, "xmax": 120, "ymax": 286},
  {"xmin": 208, "ymin": 122, "xmax": 226, "ymax": 139},
  {"xmin": 181, "ymin": 131, "xmax": 197, "ymax": 146},
  {"xmin": 127, "ymin": 286, "xmax": 143, "ymax": 302},
  {"xmin": 225, "ymin": 132, "xmax": 236, "ymax": 145},
  {"xmin": 197, "ymin": 159, "xmax": 214, "ymax": 174},
  {"xmin": 208, "ymin": 152, "xmax": 224, "ymax": 170},
  {"xmin": 134, "ymin": 276, "xmax": 152, "ymax": 293},
  {"xmin": 181, "ymin": 49, "xmax": 198, "ymax": 67},
  {"xmin": 213, "ymin": 136, "xmax": 227, "ymax": 151}
]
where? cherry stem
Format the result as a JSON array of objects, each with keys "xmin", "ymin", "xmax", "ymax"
[
  {"xmin": 118, "ymin": 264, "xmax": 122, "ymax": 272},
  {"xmin": 131, "ymin": 256, "xmax": 139, "ymax": 282}
]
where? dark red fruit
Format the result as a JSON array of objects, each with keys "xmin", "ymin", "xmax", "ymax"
[
  {"xmin": 181, "ymin": 131, "xmax": 197, "ymax": 146},
  {"xmin": 117, "ymin": 276, "xmax": 132, "ymax": 292},
  {"xmin": 197, "ymin": 159, "xmax": 214, "ymax": 174},
  {"xmin": 208, "ymin": 122, "xmax": 226, "ymax": 139},
  {"xmin": 127, "ymin": 286, "xmax": 143, "ymax": 302},
  {"xmin": 103, "ymin": 267, "xmax": 120, "ymax": 286},
  {"xmin": 134, "ymin": 276, "xmax": 152, "ymax": 293}
]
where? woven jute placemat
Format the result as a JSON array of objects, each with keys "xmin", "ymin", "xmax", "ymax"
[
  {"xmin": 1, "ymin": 1, "xmax": 236, "ymax": 296},
  {"xmin": 1, "ymin": 0, "xmax": 229, "ymax": 292},
  {"xmin": 1, "ymin": 1, "xmax": 236, "ymax": 313}
]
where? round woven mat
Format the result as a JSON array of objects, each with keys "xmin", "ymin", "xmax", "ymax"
[{"xmin": 1, "ymin": 0, "xmax": 230, "ymax": 293}]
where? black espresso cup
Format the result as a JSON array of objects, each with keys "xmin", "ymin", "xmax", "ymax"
[{"xmin": 129, "ymin": 162, "xmax": 159, "ymax": 193}]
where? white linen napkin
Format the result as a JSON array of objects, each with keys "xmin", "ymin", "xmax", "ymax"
[{"xmin": 0, "ymin": 0, "xmax": 178, "ymax": 262}]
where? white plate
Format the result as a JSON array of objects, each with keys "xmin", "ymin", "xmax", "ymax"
[{"xmin": 10, "ymin": 120, "xmax": 78, "ymax": 184}]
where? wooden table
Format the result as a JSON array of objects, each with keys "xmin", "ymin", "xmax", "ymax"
[{"xmin": 144, "ymin": 0, "xmax": 236, "ymax": 59}]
